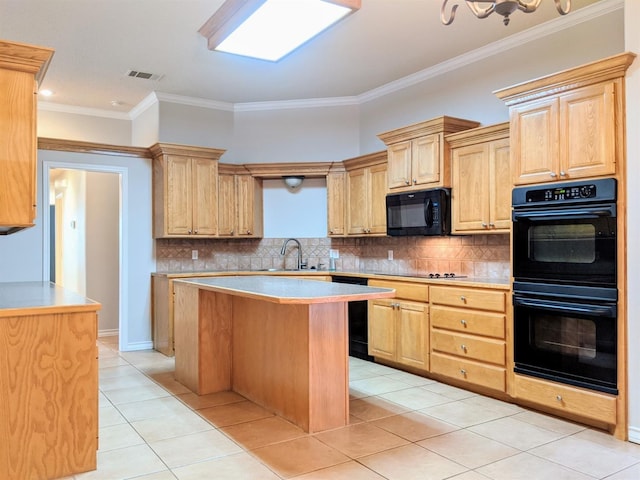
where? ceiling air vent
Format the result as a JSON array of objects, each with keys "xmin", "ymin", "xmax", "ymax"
[{"xmin": 125, "ymin": 69, "xmax": 163, "ymax": 81}]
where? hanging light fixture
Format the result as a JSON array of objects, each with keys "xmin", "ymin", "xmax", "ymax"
[{"xmin": 441, "ymin": 0, "xmax": 571, "ymax": 26}]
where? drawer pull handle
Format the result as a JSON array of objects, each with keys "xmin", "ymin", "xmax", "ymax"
[
  {"xmin": 461, "ymin": 344, "xmax": 467, "ymax": 352},
  {"xmin": 460, "ymin": 369, "xmax": 467, "ymax": 376},
  {"xmin": 460, "ymin": 319, "xmax": 467, "ymax": 327},
  {"xmin": 556, "ymin": 395, "xmax": 563, "ymax": 402}
]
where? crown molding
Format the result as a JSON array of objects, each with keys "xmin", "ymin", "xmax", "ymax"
[{"xmin": 154, "ymin": 92, "xmax": 234, "ymax": 111}]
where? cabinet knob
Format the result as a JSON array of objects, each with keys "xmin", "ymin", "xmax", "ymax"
[
  {"xmin": 188, "ymin": 229, "xmax": 192, "ymax": 234},
  {"xmin": 481, "ymin": 222, "xmax": 488, "ymax": 228},
  {"xmin": 412, "ymin": 179, "xmax": 417, "ymax": 184},
  {"xmin": 460, "ymin": 369, "xmax": 467, "ymax": 376},
  {"xmin": 405, "ymin": 180, "xmax": 410, "ymax": 185},
  {"xmin": 460, "ymin": 296, "xmax": 466, "ymax": 302},
  {"xmin": 246, "ymin": 230, "xmax": 251, "ymax": 235},
  {"xmin": 460, "ymin": 319, "xmax": 467, "ymax": 327},
  {"xmin": 461, "ymin": 344, "xmax": 467, "ymax": 353},
  {"xmin": 194, "ymin": 229, "xmax": 198, "ymax": 234},
  {"xmin": 556, "ymin": 395, "xmax": 563, "ymax": 402},
  {"xmin": 489, "ymin": 222, "xmax": 495, "ymax": 227},
  {"xmin": 550, "ymin": 172, "xmax": 558, "ymax": 178},
  {"xmin": 329, "ymin": 229, "xmax": 334, "ymax": 234},
  {"xmin": 560, "ymin": 171, "xmax": 567, "ymax": 177}
]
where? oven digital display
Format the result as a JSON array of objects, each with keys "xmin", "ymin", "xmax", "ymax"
[{"xmin": 526, "ymin": 184, "xmax": 596, "ymax": 203}]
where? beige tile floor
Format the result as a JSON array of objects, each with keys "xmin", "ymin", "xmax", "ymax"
[{"xmin": 66, "ymin": 336, "xmax": 640, "ymax": 479}]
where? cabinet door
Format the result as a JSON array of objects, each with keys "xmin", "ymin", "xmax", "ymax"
[
  {"xmin": 347, "ymin": 168, "xmax": 368, "ymax": 235},
  {"xmin": 235, "ymin": 175, "xmax": 254, "ymax": 236},
  {"xmin": 191, "ymin": 158, "xmax": 218, "ymax": 235},
  {"xmin": 165, "ymin": 155, "xmax": 193, "ymax": 235},
  {"xmin": 489, "ymin": 138, "xmax": 511, "ymax": 230},
  {"xmin": 368, "ymin": 163, "xmax": 388, "ymax": 234},
  {"xmin": 412, "ymin": 135, "xmax": 440, "ymax": 186},
  {"xmin": 387, "ymin": 142, "xmax": 412, "ymax": 190},
  {"xmin": 0, "ymin": 69, "xmax": 37, "ymax": 227},
  {"xmin": 560, "ymin": 81, "xmax": 617, "ymax": 179},
  {"xmin": 511, "ymin": 97, "xmax": 559, "ymax": 185},
  {"xmin": 397, "ymin": 301, "xmax": 429, "ymax": 370},
  {"xmin": 327, "ymin": 172, "xmax": 346, "ymax": 236},
  {"xmin": 368, "ymin": 299, "xmax": 396, "ymax": 361},
  {"xmin": 452, "ymin": 143, "xmax": 490, "ymax": 232},
  {"xmin": 218, "ymin": 174, "xmax": 236, "ymax": 236}
]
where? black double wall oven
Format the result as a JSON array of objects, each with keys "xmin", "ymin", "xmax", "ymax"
[{"xmin": 512, "ymin": 178, "xmax": 618, "ymax": 395}]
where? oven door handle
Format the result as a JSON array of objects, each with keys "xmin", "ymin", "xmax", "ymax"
[
  {"xmin": 514, "ymin": 297, "xmax": 616, "ymax": 316},
  {"xmin": 513, "ymin": 207, "xmax": 615, "ymax": 221}
]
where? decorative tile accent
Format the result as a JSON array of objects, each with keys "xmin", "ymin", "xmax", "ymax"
[{"xmin": 155, "ymin": 234, "xmax": 510, "ymax": 279}]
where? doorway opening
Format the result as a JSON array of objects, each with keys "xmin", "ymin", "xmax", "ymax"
[{"xmin": 43, "ymin": 162, "xmax": 128, "ymax": 351}]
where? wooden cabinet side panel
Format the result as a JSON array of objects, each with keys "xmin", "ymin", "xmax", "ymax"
[
  {"xmin": 0, "ymin": 70, "xmax": 37, "ymax": 226},
  {"xmin": 151, "ymin": 276, "xmax": 172, "ymax": 355},
  {"xmin": 0, "ymin": 311, "xmax": 98, "ymax": 479}
]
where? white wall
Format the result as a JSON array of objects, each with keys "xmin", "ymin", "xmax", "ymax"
[
  {"xmin": 86, "ymin": 171, "xmax": 120, "ymax": 333},
  {"xmin": 38, "ymin": 109, "xmax": 132, "ymax": 145},
  {"xmin": 624, "ymin": 0, "xmax": 639, "ymax": 444},
  {"xmin": 262, "ymin": 178, "xmax": 327, "ymax": 238},
  {"xmin": 158, "ymin": 101, "xmax": 234, "ymax": 149},
  {"xmin": 57, "ymin": 169, "xmax": 86, "ymax": 295}
]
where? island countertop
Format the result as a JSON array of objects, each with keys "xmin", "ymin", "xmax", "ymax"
[
  {"xmin": 0, "ymin": 281, "xmax": 100, "ymax": 317},
  {"xmin": 175, "ymin": 275, "xmax": 395, "ymax": 304}
]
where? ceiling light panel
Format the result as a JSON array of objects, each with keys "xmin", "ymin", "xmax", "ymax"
[{"xmin": 211, "ymin": 0, "xmax": 357, "ymax": 62}]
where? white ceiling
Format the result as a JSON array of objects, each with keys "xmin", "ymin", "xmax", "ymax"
[{"xmin": 0, "ymin": 0, "xmax": 606, "ymax": 115}]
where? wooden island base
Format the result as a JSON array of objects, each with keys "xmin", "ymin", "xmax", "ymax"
[{"xmin": 172, "ymin": 277, "xmax": 394, "ymax": 433}]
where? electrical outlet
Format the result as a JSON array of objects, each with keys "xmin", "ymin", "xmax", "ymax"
[
  {"xmin": 388, "ymin": 250, "xmax": 394, "ymax": 261},
  {"xmin": 329, "ymin": 249, "xmax": 339, "ymax": 259},
  {"xmin": 191, "ymin": 250, "xmax": 198, "ymax": 260}
]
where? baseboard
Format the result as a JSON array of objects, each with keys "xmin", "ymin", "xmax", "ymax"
[
  {"xmin": 628, "ymin": 426, "xmax": 640, "ymax": 445},
  {"xmin": 98, "ymin": 328, "xmax": 119, "ymax": 338},
  {"xmin": 122, "ymin": 341, "xmax": 154, "ymax": 352}
]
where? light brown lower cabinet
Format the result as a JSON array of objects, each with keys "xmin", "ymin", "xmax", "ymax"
[
  {"xmin": 368, "ymin": 280, "xmax": 429, "ymax": 371},
  {"xmin": 513, "ymin": 374, "xmax": 617, "ymax": 425}
]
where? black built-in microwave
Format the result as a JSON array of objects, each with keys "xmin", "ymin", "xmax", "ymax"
[{"xmin": 386, "ymin": 188, "xmax": 451, "ymax": 236}]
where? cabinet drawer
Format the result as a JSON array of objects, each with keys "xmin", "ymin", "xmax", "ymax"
[
  {"xmin": 431, "ymin": 305, "xmax": 505, "ymax": 338},
  {"xmin": 514, "ymin": 374, "xmax": 616, "ymax": 425},
  {"xmin": 369, "ymin": 279, "xmax": 429, "ymax": 302},
  {"xmin": 431, "ymin": 330, "xmax": 505, "ymax": 366},
  {"xmin": 431, "ymin": 352, "xmax": 506, "ymax": 392},
  {"xmin": 430, "ymin": 286, "xmax": 505, "ymax": 312}
]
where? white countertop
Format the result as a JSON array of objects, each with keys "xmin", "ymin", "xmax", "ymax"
[
  {"xmin": 0, "ymin": 281, "xmax": 101, "ymax": 317},
  {"xmin": 175, "ymin": 275, "xmax": 396, "ymax": 304}
]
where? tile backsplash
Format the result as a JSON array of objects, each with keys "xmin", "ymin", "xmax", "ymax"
[{"xmin": 155, "ymin": 234, "xmax": 510, "ymax": 279}]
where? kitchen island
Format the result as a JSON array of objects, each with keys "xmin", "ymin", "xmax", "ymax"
[
  {"xmin": 0, "ymin": 282, "xmax": 100, "ymax": 480},
  {"xmin": 173, "ymin": 276, "xmax": 394, "ymax": 432}
]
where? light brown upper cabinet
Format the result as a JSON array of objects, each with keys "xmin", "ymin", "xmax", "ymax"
[
  {"xmin": 447, "ymin": 123, "xmax": 511, "ymax": 234},
  {"xmin": 327, "ymin": 165, "xmax": 346, "ymax": 237},
  {"xmin": 378, "ymin": 116, "xmax": 479, "ymax": 192},
  {"xmin": 344, "ymin": 151, "xmax": 387, "ymax": 236},
  {"xmin": 0, "ymin": 40, "xmax": 54, "ymax": 234},
  {"xmin": 218, "ymin": 164, "xmax": 263, "ymax": 238},
  {"xmin": 150, "ymin": 143, "xmax": 225, "ymax": 238},
  {"xmin": 495, "ymin": 52, "xmax": 636, "ymax": 186}
]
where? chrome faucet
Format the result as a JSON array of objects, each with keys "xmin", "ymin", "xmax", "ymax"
[{"xmin": 280, "ymin": 238, "xmax": 306, "ymax": 270}]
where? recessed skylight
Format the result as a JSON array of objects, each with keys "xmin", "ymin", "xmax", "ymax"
[{"xmin": 203, "ymin": 0, "xmax": 359, "ymax": 62}]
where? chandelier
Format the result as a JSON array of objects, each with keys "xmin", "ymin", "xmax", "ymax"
[{"xmin": 441, "ymin": 0, "xmax": 571, "ymax": 26}]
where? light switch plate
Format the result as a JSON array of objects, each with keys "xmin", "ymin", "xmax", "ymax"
[{"xmin": 192, "ymin": 250, "xmax": 198, "ymax": 260}]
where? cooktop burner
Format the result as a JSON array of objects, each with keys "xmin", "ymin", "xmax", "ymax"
[{"xmin": 370, "ymin": 271, "xmax": 467, "ymax": 279}]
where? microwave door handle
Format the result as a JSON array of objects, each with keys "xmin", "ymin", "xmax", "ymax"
[
  {"xmin": 515, "ymin": 297, "xmax": 615, "ymax": 316},
  {"xmin": 513, "ymin": 208, "xmax": 614, "ymax": 221},
  {"xmin": 424, "ymin": 198, "xmax": 433, "ymax": 227}
]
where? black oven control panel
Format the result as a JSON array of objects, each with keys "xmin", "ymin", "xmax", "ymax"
[{"xmin": 513, "ymin": 178, "xmax": 616, "ymax": 207}]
